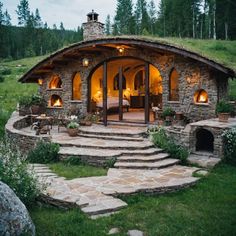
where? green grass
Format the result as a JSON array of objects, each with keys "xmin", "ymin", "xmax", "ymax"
[
  {"xmin": 29, "ymin": 164, "xmax": 236, "ymax": 236},
  {"xmin": 48, "ymin": 162, "xmax": 108, "ymax": 179},
  {"xmin": 0, "ymin": 56, "xmax": 45, "ymax": 137}
]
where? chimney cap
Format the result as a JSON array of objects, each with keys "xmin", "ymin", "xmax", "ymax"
[{"xmin": 87, "ymin": 9, "xmax": 99, "ymax": 17}]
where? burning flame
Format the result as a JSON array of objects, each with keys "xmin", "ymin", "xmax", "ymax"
[
  {"xmin": 198, "ymin": 94, "xmax": 207, "ymax": 103},
  {"xmin": 194, "ymin": 89, "xmax": 208, "ymax": 103},
  {"xmin": 53, "ymin": 99, "xmax": 62, "ymax": 107}
]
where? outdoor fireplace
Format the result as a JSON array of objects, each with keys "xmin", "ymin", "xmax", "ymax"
[
  {"xmin": 196, "ymin": 128, "xmax": 214, "ymax": 152},
  {"xmin": 49, "ymin": 95, "xmax": 63, "ymax": 107},
  {"xmin": 194, "ymin": 89, "xmax": 208, "ymax": 104}
]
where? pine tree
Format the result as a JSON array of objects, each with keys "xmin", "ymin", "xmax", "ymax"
[
  {"xmin": 60, "ymin": 22, "xmax": 65, "ymax": 31},
  {"xmin": 135, "ymin": 0, "xmax": 150, "ymax": 35},
  {"xmin": 114, "ymin": 0, "xmax": 135, "ymax": 35},
  {"xmin": 0, "ymin": 1, "xmax": 4, "ymax": 25},
  {"xmin": 16, "ymin": 0, "xmax": 30, "ymax": 26},
  {"xmin": 3, "ymin": 10, "xmax": 11, "ymax": 26},
  {"xmin": 53, "ymin": 24, "xmax": 57, "ymax": 30},
  {"xmin": 105, "ymin": 14, "xmax": 111, "ymax": 35},
  {"xmin": 34, "ymin": 8, "xmax": 42, "ymax": 28},
  {"xmin": 148, "ymin": 0, "xmax": 157, "ymax": 35}
]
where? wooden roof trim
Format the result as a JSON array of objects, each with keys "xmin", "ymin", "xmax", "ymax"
[{"xmin": 19, "ymin": 37, "xmax": 236, "ymax": 82}]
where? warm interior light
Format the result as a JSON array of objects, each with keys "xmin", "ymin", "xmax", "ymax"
[
  {"xmin": 50, "ymin": 95, "xmax": 63, "ymax": 107},
  {"xmin": 82, "ymin": 58, "xmax": 89, "ymax": 67},
  {"xmin": 117, "ymin": 46, "xmax": 125, "ymax": 54},
  {"xmin": 53, "ymin": 99, "xmax": 62, "ymax": 107},
  {"xmin": 49, "ymin": 74, "xmax": 62, "ymax": 89},
  {"xmin": 194, "ymin": 89, "xmax": 208, "ymax": 103},
  {"xmin": 38, "ymin": 78, "xmax": 43, "ymax": 85}
]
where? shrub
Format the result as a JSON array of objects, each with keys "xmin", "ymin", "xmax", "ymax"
[
  {"xmin": 162, "ymin": 107, "xmax": 175, "ymax": 118},
  {"xmin": 222, "ymin": 128, "xmax": 236, "ymax": 165},
  {"xmin": 105, "ymin": 157, "xmax": 116, "ymax": 168},
  {"xmin": 0, "ymin": 109, "xmax": 10, "ymax": 138},
  {"xmin": 0, "ymin": 68, "xmax": 11, "ymax": 75},
  {"xmin": 67, "ymin": 121, "xmax": 79, "ymax": 129},
  {"xmin": 0, "ymin": 141, "xmax": 40, "ymax": 206},
  {"xmin": 19, "ymin": 95, "xmax": 32, "ymax": 107},
  {"xmin": 151, "ymin": 126, "xmax": 189, "ymax": 164},
  {"xmin": 216, "ymin": 100, "xmax": 234, "ymax": 114},
  {"xmin": 0, "ymin": 75, "xmax": 4, "ymax": 83},
  {"xmin": 27, "ymin": 141, "xmax": 60, "ymax": 164},
  {"xmin": 19, "ymin": 94, "xmax": 44, "ymax": 107}
]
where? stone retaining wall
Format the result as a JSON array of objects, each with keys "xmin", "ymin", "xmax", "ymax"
[{"xmin": 5, "ymin": 112, "xmax": 51, "ymax": 155}]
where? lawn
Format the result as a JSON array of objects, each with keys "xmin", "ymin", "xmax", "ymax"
[
  {"xmin": 30, "ymin": 164, "xmax": 236, "ymax": 236},
  {"xmin": 48, "ymin": 162, "xmax": 108, "ymax": 179}
]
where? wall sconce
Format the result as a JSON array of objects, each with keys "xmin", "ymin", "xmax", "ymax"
[
  {"xmin": 38, "ymin": 78, "xmax": 43, "ymax": 85},
  {"xmin": 82, "ymin": 58, "xmax": 89, "ymax": 67},
  {"xmin": 117, "ymin": 46, "xmax": 125, "ymax": 54}
]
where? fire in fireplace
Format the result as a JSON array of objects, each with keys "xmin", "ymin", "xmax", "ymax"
[
  {"xmin": 50, "ymin": 95, "xmax": 63, "ymax": 107},
  {"xmin": 194, "ymin": 89, "xmax": 208, "ymax": 103}
]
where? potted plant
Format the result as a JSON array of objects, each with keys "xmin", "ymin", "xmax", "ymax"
[
  {"xmin": 162, "ymin": 107, "xmax": 175, "ymax": 122},
  {"xmin": 18, "ymin": 95, "xmax": 31, "ymax": 116},
  {"xmin": 30, "ymin": 94, "xmax": 44, "ymax": 114},
  {"xmin": 67, "ymin": 121, "xmax": 79, "ymax": 137},
  {"xmin": 216, "ymin": 100, "xmax": 234, "ymax": 122}
]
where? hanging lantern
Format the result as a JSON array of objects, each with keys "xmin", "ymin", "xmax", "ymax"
[
  {"xmin": 38, "ymin": 78, "xmax": 43, "ymax": 85},
  {"xmin": 82, "ymin": 58, "xmax": 89, "ymax": 67}
]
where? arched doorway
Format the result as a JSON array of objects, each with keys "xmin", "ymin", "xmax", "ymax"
[
  {"xmin": 196, "ymin": 129, "xmax": 214, "ymax": 152},
  {"xmin": 89, "ymin": 57, "xmax": 162, "ymax": 124}
]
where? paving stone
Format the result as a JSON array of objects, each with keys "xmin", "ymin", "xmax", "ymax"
[
  {"xmin": 108, "ymin": 227, "xmax": 120, "ymax": 235},
  {"xmin": 127, "ymin": 229, "xmax": 144, "ymax": 236},
  {"xmin": 188, "ymin": 154, "xmax": 221, "ymax": 168},
  {"xmin": 195, "ymin": 170, "xmax": 209, "ymax": 176},
  {"xmin": 115, "ymin": 158, "xmax": 179, "ymax": 169}
]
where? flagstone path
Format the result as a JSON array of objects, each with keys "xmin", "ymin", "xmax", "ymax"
[{"xmin": 30, "ymin": 164, "xmax": 199, "ymax": 218}]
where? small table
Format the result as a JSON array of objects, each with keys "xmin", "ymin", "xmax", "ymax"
[{"xmin": 35, "ymin": 116, "xmax": 53, "ymax": 135}]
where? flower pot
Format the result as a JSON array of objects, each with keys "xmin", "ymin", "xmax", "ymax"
[
  {"xmin": 175, "ymin": 112, "xmax": 183, "ymax": 120},
  {"xmin": 19, "ymin": 106, "xmax": 30, "ymax": 116},
  {"xmin": 218, "ymin": 113, "xmax": 230, "ymax": 122},
  {"xmin": 67, "ymin": 128, "xmax": 78, "ymax": 137},
  {"xmin": 31, "ymin": 105, "xmax": 41, "ymax": 115}
]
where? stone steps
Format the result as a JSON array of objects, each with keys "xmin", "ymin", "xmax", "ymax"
[
  {"xmin": 59, "ymin": 147, "xmax": 163, "ymax": 159},
  {"xmin": 117, "ymin": 153, "xmax": 170, "ymax": 162},
  {"xmin": 114, "ymin": 158, "xmax": 180, "ymax": 169},
  {"xmin": 78, "ymin": 133, "xmax": 144, "ymax": 142},
  {"xmin": 79, "ymin": 124, "xmax": 146, "ymax": 138},
  {"xmin": 81, "ymin": 198, "xmax": 128, "ymax": 217},
  {"xmin": 53, "ymin": 136, "xmax": 153, "ymax": 150}
]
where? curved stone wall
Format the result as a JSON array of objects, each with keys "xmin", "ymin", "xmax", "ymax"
[{"xmin": 5, "ymin": 112, "xmax": 51, "ymax": 155}]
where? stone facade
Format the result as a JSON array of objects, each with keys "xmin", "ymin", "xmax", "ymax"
[{"xmin": 39, "ymin": 46, "xmax": 228, "ymax": 122}]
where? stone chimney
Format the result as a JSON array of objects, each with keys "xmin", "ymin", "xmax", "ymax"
[{"xmin": 82, "ymin": 10, "xmax": 104, "ymax": 41}]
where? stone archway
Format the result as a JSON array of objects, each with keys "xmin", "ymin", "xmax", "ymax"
[{"xmin": 196, "ymin": 128, "xmax": 214, "ymax": 152}]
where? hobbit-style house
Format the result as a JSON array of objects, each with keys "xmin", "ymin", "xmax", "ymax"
[{"xmin": 6, "ymin": 11, "xmax": 236, "ymax": 161}]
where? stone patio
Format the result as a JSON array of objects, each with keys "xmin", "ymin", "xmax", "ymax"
[{"xmin": 30, "ymin": 164, "xmax": 199, "ymax": 218}]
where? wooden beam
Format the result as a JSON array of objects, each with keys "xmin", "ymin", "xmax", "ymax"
[
  {"xmin": 119, "ymin": 66, "xmax": 123, "ymax": 121},
  {"xmin": 145, "ymin": 62, "xmax": 150, "ymax": 124},
  {"xmin": 103, "ymin": 62, "xmax": 108, "ymax": 126}
]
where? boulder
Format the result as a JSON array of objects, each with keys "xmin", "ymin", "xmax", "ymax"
[{"xmin": 0, "ymin": 181, "xmax": 35, "ymax": 236}]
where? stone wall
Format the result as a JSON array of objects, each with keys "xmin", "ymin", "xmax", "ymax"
[
  {"xmin": 39, "ymin": 47, "xmax": 228, "ymax": 122},
  {"xmin": 5, "ymin": 112, "xmax": 51, "ymax": 155}
]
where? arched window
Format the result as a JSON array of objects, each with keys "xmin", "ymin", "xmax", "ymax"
[
  {"xmin": 113, "ymin": 73, "xmax": 126, "ymax": 90},
  {"xmin": 72, "ymin": 72, "xmax": 82, "ymax": 100},
  {"xmin": 134, "ymin": 70, "xmax": 144, "ymax": 91},
  {"xmin": 49, "ymin": 74, "xmax": 62, "ymax": 89},
  {"xmin": 169, "ymin": 68, "xmax": 179, "ymax": 101}
]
